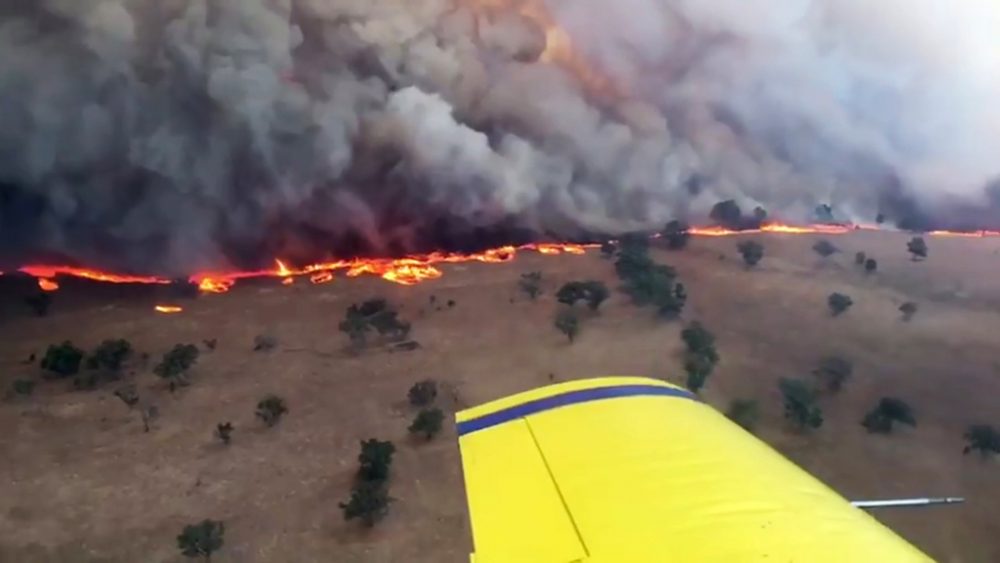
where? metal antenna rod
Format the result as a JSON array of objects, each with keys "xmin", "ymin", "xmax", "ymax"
[{"xmin": 851, "ymin": 497, "xmax": 965, "ymax": 509}]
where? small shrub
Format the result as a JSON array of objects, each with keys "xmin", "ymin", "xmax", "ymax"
[
  {"xmin": 963, "ymin": 425, "xmax": 1000, "ymax": 457},
  {"xmin": 114, "ymin": 385, "xmax": 140, "ymax": 409},
  {"xmin": 255, "ymin": 395, "xmax": 288, "ymax": 427},
  {"xmin": 408, "ymin": 380, "xmax": 438, "ymax": 407},
  {"xmin": 554, "ymin": 309, "xmax": 580, "ymax": 343},
  {"xmin": 41, "ymin": 341, "xmax": 84, "ymax": 378},
  {"xmin": 24, "ymin": 292, "xmax": 52, "ymax": 317},
  {"xmin": 215, "ymin": 422, "xmax": 233, "ymax": 445},
  {"xmin": 813, "ymin": 356, "xmax": 853, "ymax": 393},
  {"xmin": 86, "ymin": 339, "xmax": 132, "ymax": 372},
  {"xmin": 154, "ymin": 344, "xmax": 199, "ymax": 390},
  {"xmin": 778, "ymin": 378, "xmax": 823, "ymax": 430},
  {"xmin": 663, "ymin": 220, "xmax": 691, "ymax": 250},
  {"xmin": 11, "ymin": 379, "xmax": 35, "ymax": 397},
  {"xmin": 341, "ymin": 481, "xmax": 392, "ymax": 527},
  {"xmin": 358, "ymin": 439, "xmax": 396, "ymax": 482},
  {"xmin": 864, "ymin": 258, "xmax": 878, "ymax": 273},
  {"xmin": 812, "ymin": 240, "xmax": 838, "ymax": 258},
  {"xmin": 899, "ymin": 302, "xmax": 918, "ymax": 322},
  {"xmin": 736, "ymin": 240, "xmax": 764, "ymax": 268},
  {"xmin": 907, "ymin": 236, "xmax": 928, "ymax": 261},
  {"xmin": 861, "ymin": 398, "xmax": 916, "ymax": 434},
  {"xmin": 726, "ymin": 399, "xmax": 760, "ymax": 431},
  {"xmin": 854, "ymin": 251, "xmax": 866, "ymax": 265},
  {"xmin": 409, "ymin": 408, "xmax": 445, "ymax": 440},
  {"xmin": 253, "ymin": 334, "xmax": 277, "ymax": 351},
  {"xmin": 177, "ymin": 519, "xmax": 224, "ymax": 561},
  {"xmin": 519, "ymin": 272, "xmax": 543, "ymax": 300},
  {"xmin": 827, "ymin": 293, "xmax": 853, "ymax": 316}
]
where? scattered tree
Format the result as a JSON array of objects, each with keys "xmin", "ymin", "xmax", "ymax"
[
  {"xmin": 357, "ymin": 439, "xmax": 396, "ymax": 482},
  {"xmin": 907, "ymin": 236, "xmax": 928, "ymax": 261},
  {"xmin": 600, "ymin": 241, "xmax": 616, "ymax": 258},
  {"xmin": 854, "ymin": 251, "xmax": 866, "ymax": 265},
  {"xmin": 141, "ymin": 404, "xmax": 159, "ymax": 433},
  {"xmin": 814, "ymin": 204, "xmax": 834, "ymax": 222},
  {"xmin": 11, "ymin": 379, "xmax": 35, "ymax": 397},
  {"xmin": 899, "ymin": 302, "xmax": 918, "ymax": 322},
  {"xmin": 963, "ymin": 425, "xmax": 1000, "ymax": 457},
  {"xmin": 861, "ymin": 398, "xmax": 916, "ymax": 434},
  {"xmin": 680, "ymin": 322, "xmax": 719, "ymax": 393},
  {"xmin": 177, "ymin": 519, "xmax": 225, "ymax": 562},
  {"xmin": 408, "ymin": 380, "xmax": 438, "ymax": 407},
  {"xmin": 827, "ymin": 293, "xmax": 853, "ymax": 317},
  {"xmin": 215, "ymin": 422, "xmax": 233, "ymax": 445},
  {"xmin": 662, "ymin": 220, "xmax": 691, "ymax": 250},
  {"xmin": 40, "ymin": 341, "xmax": 84, "ymax": 378},
  {"xmin": 153, "ymin": 344, "xmax": 199, "ymax": 390},
  {"xmin": 750, "ymin": 206, "xmax": 768, "ymax": 228},
  {"xmin": 253, "ymin": 334, "xmax": 277, "ymax": 351},
  {"xmin": 519, "ymin": 271, "xmax": 543, "ymax": 300},
  {"xmin": 657, "ymin": 282, "xmax": 687, "ymax": 319},
  {"xmin": 726, "ymin": 399, "xmax": 760, "ymax": 432},
  {"xmin": 864, "ymin": 258, "xmax": 878, "ymax": 273},
  {"xmin": 86, "ymin": 339, "xmax": 132, "ymax": 373},
  {"xmin": 554, "ymin": 309, "xmax": 580, "ymax": 343},
  {"xmin": 710, "ymin": 199, "xmax": 743, "ymax": 230},
  {"xmin": 340, "ymin": 481, "xmax": 392, "ymax": 527},
  {"xmin": 812, "ymin": 240, "xmax": 839, "ymax": 258},
  {"xmin": 736, "ymin": 240, "xmax": 764, "ymax": 268},
  {"xmin": 778, "ymin": 378, "xmax": 823, "ymax": 430},
  {"xmin": 24, "ymin": 292, "xmax": 52, "ymax": 317},
  {"xmin": 409, "ymin": 408, "xmax": 445, "ymax": 440},
  {"xmin": 684, "ymin": 353, "xmax": 714, "ymax": 393},
  {"xmin": 813, "ymin": 356, "xmax": 853, "ymax": 393},
  {"xmin": 114, "ymin": 385, "xmax": 140, "ymax": 409},
  {"xmin": 875, "ymin": 213, "xmax": 886, "ymax": 224},
  {"xmin": 339, "ymin": 313, "xmax": 371, "ymax": 350},
  {"xmin": 681, "ymin": 322, "xmax": 717, "ymax": 360},
  {"xmin": 340, "ymin": 299, "xmax": 411, "ymax": 348},
  {"xmin": 556, "ymin": 281, "xmax": 610, "ymax": 311},
  {"xmin": 255, "ymin": 395, "xmax": 288, "ymax": 427}
]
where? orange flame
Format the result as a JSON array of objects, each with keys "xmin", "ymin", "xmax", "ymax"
[
  {"xmin": 13, "ymin": 224, "xmax": 1000, "ymax": 296},
  {"xmin": 38, "ymin": 278, "xmax": 59, "ymax": 292},
  {"xmin": 155, "ymin": 305, "xmax": 183, "ymax": 314}
]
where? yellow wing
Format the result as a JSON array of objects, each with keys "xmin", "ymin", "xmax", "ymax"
[{"xmin": 456, "ymin": 376, "xmax": 932, "ymax": 562}]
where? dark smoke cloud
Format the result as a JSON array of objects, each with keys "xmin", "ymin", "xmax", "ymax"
[{"xmin": 2, "ymin": 0, "xmax": 999, "ymax": 273}]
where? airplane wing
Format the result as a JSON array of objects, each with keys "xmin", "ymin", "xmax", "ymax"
[{"xmin": 456, "ymin": 376, "xmax": 932, "ymax": 562}]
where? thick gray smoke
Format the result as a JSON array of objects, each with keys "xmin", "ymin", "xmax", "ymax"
[{"xmin": 2, "ymin": 0, "xmax": 999, "ymax": 273}]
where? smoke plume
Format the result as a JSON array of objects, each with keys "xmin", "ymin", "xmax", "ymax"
[{"xmin": 2, "ymin": 0, "xmax": 999, "ymax": 273}]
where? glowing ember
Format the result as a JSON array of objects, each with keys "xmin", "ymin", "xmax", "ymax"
[
  {"xmin": 38, "ymin": 278, "xmax": 59, "ymax": 292},
  {"xmin": 928, "ymin": 230, "xmax": 1000, "ymax": 238},
  {"xmin": 310, "ymin": 272, "xmax": 334, "ymax": 284},
  {"xmin": 155, "ymin": 305, "xmax": 183, "ymax": 314},
  {"xmin": 196, "ymin": 277, "xmax": 235, "ymax": 294}
]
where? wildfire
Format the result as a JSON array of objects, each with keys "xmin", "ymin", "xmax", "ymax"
[
  {"xmin": 14, "ymin": 224, "xmax": 1000, "ymax": 298},
  {"xmin": 154, "ymin": 305, "xmax": 183, "ymax": 314}
]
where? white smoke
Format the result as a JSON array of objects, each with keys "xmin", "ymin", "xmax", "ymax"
[{"xmin": 1, "ymin": 0, "xmax": 999, "ymax": 272}]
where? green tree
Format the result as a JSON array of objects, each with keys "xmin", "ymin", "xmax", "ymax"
[
  {"xmin": 409, "ymin": 408, "xmax": 445, "ymax": 440},
  {"xmin": 215, "ymin": 422, "xmax": 233, "ymax": 445},
  {"xmin": 813, "ymin": 356, "xmax": 853, "ymax": 393},
  {"xmin": 907, "ymin": 236, "xmax": 928, "ymax": 261},
  {"xmin": 736, "ymin": 240, "xmax": 764, "ymax": 268},
  {"xmin": 684, "ymin": 353, "xmax": 714, "ymax": 393},
  {"xmin": 827, "ymin": 293, "xmax": 853, "ymax": 316},
  {"xmin": 864, "ymin": 258, "xmax": 878, "ymax": 273},
  {"xmin": 812, "ymin": 240, "xmax": 839, "ymax": 258},
  {"xmin": 177, "ymin": 519, "xmax": 224, "ymax": 562},
  {"xmin": 963, "ymin": 425, "xmax": 1000, "ymax": 457},
  {"xmin": 340, "ymin": 481, "xmax": 392, "ymax": 527},
  {"xmin": 556, "ymin": 281, "xmax": 609, "ymax": 311},
  {"xmin": 861, "ymin": 398, "xmax": 916, "ymax": 434},
  {"xmin": 778, "ymin": 378, "xmax": 823, "ymax": 430},
  {"xmin": 41, "ymin": 341, "xmax": 84, "ymax": 378},
  {"xmin": 408, "ymin": 380, "xmax": 438, "ymax": 407},
  {"xmin": 358, "ymin": 439, "xmax": 396, "ymax": 482},
  {"xmin": 554, "ymin": 309, "xmax": 580, "ymax": 343},
  {"xmin": 854, "ymin": 251, "xmax": 866, "ymax": 265},
  {"xmin": 899, "ymin": 302, "xmax": 918, "ymax": 322},
  {"xmin": 710, "ymin": 200, "xmax": 743, "ymax": 229},
  {"xmin": 255, "ymin": 395, "xmax": 288, "ymax": 427},
  {"xmin": 519, "ymin": 271, "xmax": 543, "ymax": 300},
  {"xmin": 11, "ymin": 379, "xmax": 36, "ymax": 397},
  {"xmin": 726, "ymin": 399, "xmax": 760, "ymax": 431},
  {"xmin": 154, "ymin": 344, "xmax": 199, "ymax": 390},
  {"xmin": 657, "ymin": 282, "xmax": 687, "ymax": 319},
  {"xmin": 663, "ymin": 220, "xmax": 691, "ymax": 250},
  {"xmin": 681, "ymin": 322, "xmax": 717, "ymax": 359},
  {"xmin": 339, "ymin": 312, "xmax": 371, "ymax": 349},
  {"xmin": 86, "ymin": 339, "xmax": 132, "ymax": 372}
]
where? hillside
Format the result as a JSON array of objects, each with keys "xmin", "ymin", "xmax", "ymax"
[{"xmin": 1, "ymin": 231, "xmax": 999, "ymax": 562}]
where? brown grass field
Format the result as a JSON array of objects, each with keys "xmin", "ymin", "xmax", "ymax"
[{"xmin": 1, "ymin": 231, "xmax": 999, "ymax": 562}]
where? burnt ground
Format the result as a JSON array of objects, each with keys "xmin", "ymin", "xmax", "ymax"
[{"xmin": 1, "ymin": 231, "xmax": 999, "ymax": 562}]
